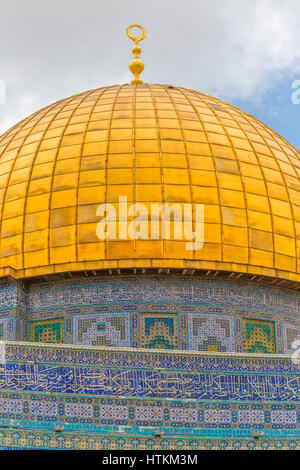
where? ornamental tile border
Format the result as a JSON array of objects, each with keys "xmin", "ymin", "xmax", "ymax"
[{"xmin": 0, "ymin": 430, "xmax": 298, "ymax": 450}]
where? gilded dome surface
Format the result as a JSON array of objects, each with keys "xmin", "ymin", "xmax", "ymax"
[{"xmin": 0, "ymin": 83, "xmax": 300, "ymax": 281}]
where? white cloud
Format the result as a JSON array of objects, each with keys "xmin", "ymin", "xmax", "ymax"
[{"xmin": 0, "ymin": 0, "xmax": 299, "ymax": 133}]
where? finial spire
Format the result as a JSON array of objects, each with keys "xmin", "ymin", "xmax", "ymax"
[{"xmin": 126, "ymin": 25, "xmax": 146, "ymax": 85}]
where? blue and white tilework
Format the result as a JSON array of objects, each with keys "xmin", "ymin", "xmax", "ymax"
[
  {"xmin": 0, "ymin": 342, "xmax": 298, "ymax": 450},
  {"xmin": 26, "ymin": 275, "xmax": 300, "ymax": 318},
  {"xmin": 188, "ymin": 313, "xmax": 235, "ymax": 352},
  {"xmin": 73, "ymin": 313, "xmax": 130, "ymax": 347},
  {"xmin": 0, "ymin": 275, "xmax": 298, "ymax": 353},
  {"xmin": 282, "ymin": 322, "xmax": 300, "ymax": 355},
  {"xmin": 0, "ymin": 318, "xmax": 8, "ymax": 341}
]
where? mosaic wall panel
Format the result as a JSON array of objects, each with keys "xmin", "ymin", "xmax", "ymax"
[
  {"xmin": 0, "ymin": 392, "xmax": 298, "ymax": 430},
  {"xmin": 140, "ymin": 313, "xmax": 179, "ymax": 350},
  {"xmin": 26, "ymin": 275, "xmax": 300, "ymax": 353},
  {"xmin": 0, "ymin": 360, "xmax": 298, "ymax": 401},
  {"xmin": 0, "ymin": 275, "xmax": 299, "ymax": 353},
  {"xmin": 0, "ymin": 343, "xmax": 298, "ymax": 450},
  {"xmin": 27, "ymin": 275, "xmax": 300, "ymax": 318},
  {"xmin": 188, "ymin": 314, "xmax": 235, "ymax": 352},
  {"xmin": 73, "ymin": 313, "xmax": 130, "ymax": 347},
  {"xmin": 0, "ymin": 431, "xmax": 298, "ymax": 451},
  {"xmin": 282, "ymin": 322, "xmax": 300, "ymax": 355},
  {"xmin": 30, "ymin": 319, "xmax": 64, "ymax": 344},
  {"xmin": 0, "ymin": 280, "xmax": 18, "ymax": 313},
  {"xmin": 27, "ymin": 303, "xmax": 296, "ymax": 353},
  {"xmin": 243, "ymin": 318, "xmax": 276, "ymax": 354},
  {"xmin": 2, "ymin": 341, "xmax": 298, "ymax": 373},
  {"xmin": 16, "ymin": 315, "xmax": 27, "ymax": 342},
  {"xmin": 0, "ymin": 318, "xmax": 7, "ymax": 341}
]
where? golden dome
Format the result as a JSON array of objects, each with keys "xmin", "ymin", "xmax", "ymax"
[{"xmin": 0, "ymin": 83, "xmax": 300, "ymax": 282}]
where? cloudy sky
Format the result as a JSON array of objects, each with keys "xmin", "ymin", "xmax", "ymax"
[{"xmin": 0, "ymin": 0, "xmax": 300, "ymax": 148}]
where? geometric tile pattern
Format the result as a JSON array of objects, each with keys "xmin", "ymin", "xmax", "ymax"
[
  {"xmin": 30, "ymin": 318, "xmax": 64, "ymax": 344},
  {"xmin": 0, "ymin": 391, "xmax": 298, "ymax": 429},
  {"xmin": 271, "ymin": 410, "xmax": 297, "ymax": 424},
  {"xmin": 65, "ymin": 403, "xmax": 93, "ymax": 419},
  {"xmin": 0, "ymin": 345, "xmax": 297, "ymax": 451},
  {"xmin": 0, "ymin": 431, "xmax": 298, "ymax": 450},
  {"xmin": 282, "ymin": 322, "xmax": 300, "ymax": 354},
  {"xmin": 0, "ymin": 318, "xmax": 8, "ymax": 340},
  {"xmin": 237, "ymin": 410, "xmax": 265, "ymax": 425},
  {"xmin": 1, "ymin": 275, "xmax": 299, "ymax": 353},
  {"xmin": 204, "ymin": 409, "xmax": 231, "ymax": 424},
  {"xmin": 23, "ymin": 275, "xmax": 300, "ymax": 354},
  {"xmin": 0, "ymin": 341, "xmax": 298, "ymax": 449},
  {"xmin": 139, "ymin": 313, "xmax": 179, "ymax": 350},
  {"xmin": 243, "ymin": 318, "xmax": 276, "ymax": 354},
  {"xmin": 73, "ymin": 313, "xmax": 130, "ymax": 347},
  {"xmin": 27, "ymin": 275, "xmax": 300, "ymax": 318},
  {"xmin": 3, "ymin": 341, "xmax": 297, "ymax": 372},
  {"xmin": 188, "ymin": 314, "xmax": 235, "ymax": 352},
  {"xmin": 24, "ymin": 294, "xmax": 300, "ymax": 352}
]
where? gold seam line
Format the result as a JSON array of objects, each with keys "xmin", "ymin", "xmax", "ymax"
[
  {"xmin": 45, "ymin": 90, "xmax": 99, "ymax": 267},
  {"xmin": 224, "ymin": 99, "xmax": 295, "ymax": 274},
  {"xmin": 0, "ymin": 100, "xmax": 64, "ymax": 270},
  {"xmin": 147, "ymin": 83, "xmax": 167, "ymax": 260},
  {"xmin": 164, "ymin": 86, "xmax": 195, "ymax": 262},
  {"xmin": 203, "ymin": 94, "xmax": 258, "ymax": 269},
  {"xmin": 187, "ymin": 87, "xmax": 276, "ymax": 272},
  {"xmin": 239, "ymin": 111, "xmax": 299, "ymax": 275},
  {"xmin": 103, "ymin": 85, "xmax": 125, "ymax": 263},
  {"xmin": 74, "ymin": 87, "xmax": 110, "ymax": 261},
  {"xmin": 180, "ymin": 87, "xmax": 224, "ymax": 264},
  {"xmin": 22, "ymin": 92, "xmax": 91, "ymax": 267}
]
